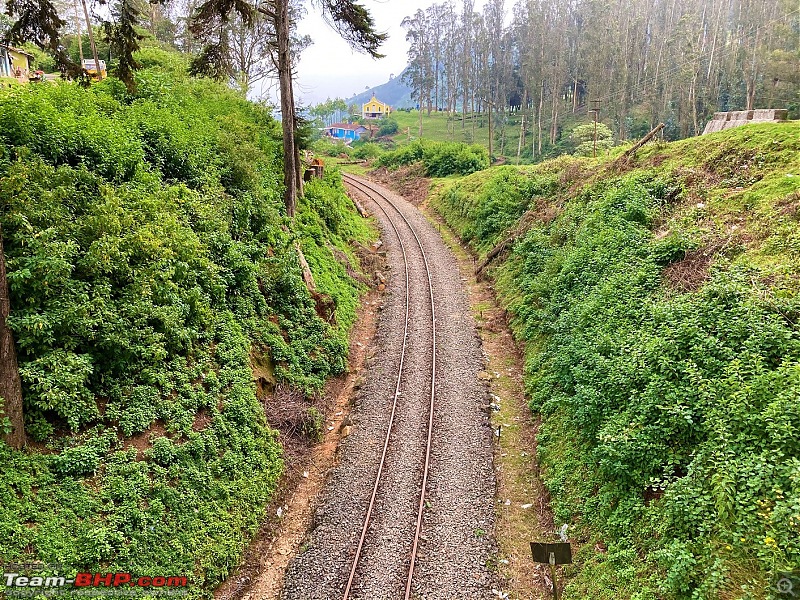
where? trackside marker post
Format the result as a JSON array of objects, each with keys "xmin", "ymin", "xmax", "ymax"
[{"xmin": 530, "ymin": 542, "xmax": 572, "ymax": 600}]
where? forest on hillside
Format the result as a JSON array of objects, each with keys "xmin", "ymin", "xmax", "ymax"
[{"xmin": 400, "ymin": 0, "xmax": 799, "ymax": 151}]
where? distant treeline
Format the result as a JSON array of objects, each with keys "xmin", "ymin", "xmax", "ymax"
[{"xmin": 401, "ymin": 0, "xmax": 799, "ymax": 152}]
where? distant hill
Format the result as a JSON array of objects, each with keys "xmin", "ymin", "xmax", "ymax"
[{"xmin": 348, "ymin": 67, "xmax": 414, "ymax": 109}]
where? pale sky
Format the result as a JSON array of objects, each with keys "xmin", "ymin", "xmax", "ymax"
[{"xmin": 291, "ymin": 0, "xmax": 491, "ymax": 105}]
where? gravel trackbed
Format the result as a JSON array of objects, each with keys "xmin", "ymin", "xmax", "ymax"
[{"xmin": 282, "ymin": 175, "xmax": 496, "ymax": 600}]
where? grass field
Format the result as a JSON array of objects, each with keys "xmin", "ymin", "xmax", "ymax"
[
  {"xmin": 389, "ymin": 109, "xmax": 521, "ymax": 157},
  {"xmin": 387, "ymin": 109, "xmax": 591, "ymax": 162}
]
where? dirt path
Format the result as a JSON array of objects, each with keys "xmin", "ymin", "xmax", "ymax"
[
  {"xmin": 420, "ymin": 201, "xmax": 557, "ymax": 600},
  {"xmin": 282, "ymin": 176, "xmax": 497, "ymax": 599}
]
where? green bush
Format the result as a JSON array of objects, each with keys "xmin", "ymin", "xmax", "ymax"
[
  {"xmin": 0, "ymin": 70, "xmax": 372, "ymax": 596},
  {"xmin": 375, "ymin": 139, "xmax": 489, "ymax": 176},
  {"xmin": 133, "ymin": 45, "xmax": 190, "ymax": 75},
  {"xmin": 22, "ymin": 43, "xmax": 57, "ymax": 73},
  {"xmin": 377, "ymin": 116, "xmax": 399, "ymax": 136},
  {"xmin": 352, "ymin": 141, "xmax": 383, "ymax": 160},
  {"xmin": 313, "ymin": 137, "xmax": 351, "ymax": 157}
]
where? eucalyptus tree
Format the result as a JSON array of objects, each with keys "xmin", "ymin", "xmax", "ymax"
[
  {"xmin": 402, "ymin": 8, "xmax": 429, "ymax": 133},
  {"xmin": 422, "ymin": 0, "xmax": 799, "ymax": 151}
]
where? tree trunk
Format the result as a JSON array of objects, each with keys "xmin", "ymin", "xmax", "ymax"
[
  {"xmin": 537, "ymin": 78, "xmax": 544, "ymax": 155},
  {"xmin": 276, "ymin": 0, "xmax": 297, "ymax": 217},
  {"xmin": 487, "ymin": 99, "xmax": 492, "ymax": 159},
  {"xmin": 0, "ymin": 225, "xmax": 24, "ymax": 449},
  {"xmin": 418, "ymin": 86, "xmax": 423, "ymax": 137},
  {"xmin": 73, "ymin": 0, "xmax": 85, "ymax": 61},
  {"xmin": 80, "ymin": 0, "xmax": 102, "ymax": 78}
]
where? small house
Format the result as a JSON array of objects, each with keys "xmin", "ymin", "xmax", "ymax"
[
  {"xmin": 323, "ymin": 122, "xmax": 368, "ymax": 141},
  {"xmin": 0, "ymin": 45, "xmax": 34, "ymax": 81},
  {"xmin": 362, "ymin": 95, "xmax": 391, "ymax": 120}
]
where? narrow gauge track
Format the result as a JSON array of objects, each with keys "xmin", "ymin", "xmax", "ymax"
[{"xmin": 341, "ymin": 173, "xmax": 436, "ymax": 600}]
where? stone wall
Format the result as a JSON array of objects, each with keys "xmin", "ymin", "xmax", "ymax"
[{"xmin": 702, "ymin": 109, "xmax": 789, "ymax": 134}]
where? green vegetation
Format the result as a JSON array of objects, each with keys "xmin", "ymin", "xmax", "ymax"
[
  {"xmin": 384, "ymin": 109, "xmax": 621, "ymax": 164},
  {"xmin": 0, "ymin": 65, "xmax": 371, "ymax": 596},
  {"xmin": 375, "ymin": 138, "xmax": 489, "ymax": 177},
  {"xmin": 352, "ymin": 142, "xmax": 384, "ymax": 160},
  {"xmin": 377, "ymin": 116, "xmax": 399, "ymax": 137},
  {"xmin": 313, "ymin": 136, "xmax": 352, "ymax": 158},
  {"xmin": 389, "ymin": 109, "xmax": 525, "ymax": 156},
  {"xmin": 431, "ymin": 122, "xmax": 800, "ymax": 599},
  {"xmin": 569, "ymin": 122, "xmax": 614, "ymax": 157}
]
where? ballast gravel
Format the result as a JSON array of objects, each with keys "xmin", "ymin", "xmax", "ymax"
[{"xmin": 281, "ymin": 175, "xmax": 496, "ymax": 600}]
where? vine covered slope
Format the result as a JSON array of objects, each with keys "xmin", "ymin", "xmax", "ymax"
[
  {"xmin": 432, "ymin": 122, "xmax": 800, "ymax": 599},
  {"xmin": 0, "ymin": 67, "xmax": 371, "ymax": 595}
]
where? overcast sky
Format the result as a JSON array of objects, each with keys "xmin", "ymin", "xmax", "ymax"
[{"xmin": 290, "ymin": 0, "xmax": 491, "ymax": 106}]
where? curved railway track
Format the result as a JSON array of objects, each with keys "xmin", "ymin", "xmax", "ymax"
[
  {"xmin": 340, "ymin": 173, "xmax": 437, "ymax": 600},
  {"xmin": 282, "ymin": 173, "xmax": 495, "ymax": 600}
]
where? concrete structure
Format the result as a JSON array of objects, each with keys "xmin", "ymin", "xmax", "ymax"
[
  {"xmin": 362, "ymin": 95, "xmax": 391, "ymax": 120},
  {"xmin": 702, "ymin": 109, "xmax": 788, "ymax": 134},
  {"xmin": 323, "ymin": 123, "xmax": 368, "ymax": 141}
]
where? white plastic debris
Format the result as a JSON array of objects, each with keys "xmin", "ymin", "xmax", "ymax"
[{"xmin": 558, "ymin": 523, "xmax": 569, "ymax": 542}]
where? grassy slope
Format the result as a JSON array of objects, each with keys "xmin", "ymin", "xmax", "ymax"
[
  {"xmin": 0, "ymin": 71, "xmax": 373, "ymax": 597},
  {"xmin": 430, "ymin": 122, "xmax": 800, "ymax": 599},
  {"xmin": 389, "ymin": 109, "xmax": 526, "ymax": 157},
  {"xmin": 386, "ymin": 108, "xmax": 597, "ymax": 162}
]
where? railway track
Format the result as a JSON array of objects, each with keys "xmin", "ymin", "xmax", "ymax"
[
  {"xmin": 282, "ymin": 174, "xmax": 495, "ymax": 600},
  {"xmin": 340, "ymin": 173, "xmax": 437, "ymax": 600}
]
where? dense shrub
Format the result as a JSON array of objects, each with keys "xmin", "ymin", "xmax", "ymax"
[
  {"xmin": 432, "ymin": 125, "xmax": 800, "ymax": 598},
  {"xmin": 313, "ymin": 136, "xmax": 351, "ymax": 158},
  {"xmin": 352, "ymin": 141, "xmax": 383, "ymax": 160},
  {"xmin": 0, "ymin": 71, "xmax": 371, "ymax": 596},
  {"xmin": 375, "ymin": 139, "xmax": 489, "ymax": 176},
  {"xmin": 569, "ymin": 122, "xmax": 614, "ymax": 156},
  {"xmin": 377, "ymin": 116, "xmax": 399, "ymax": 136}
]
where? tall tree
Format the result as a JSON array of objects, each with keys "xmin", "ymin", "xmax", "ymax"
[
  {"xmin": 407, "ymin": 0, "xmax": 798, "ymax": 156},
  {"xmin": 227, "ymin": 8, "xmax": 310, "ymax": 96},
  {"xmin": 402, "ymin": 8, "xmax": 429, "ymax": 133},
  {"xmin": 192, "ymin": 0, "xmax": 385, "ymax": 216}
]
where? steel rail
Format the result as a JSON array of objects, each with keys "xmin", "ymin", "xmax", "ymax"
[
  {"xmin": 341, "ymin": 174, "xmax": 437, "ymax": 600},
  {"xmin": 339, "ymin": 174, "xmax": 412, "ymax": 600}
]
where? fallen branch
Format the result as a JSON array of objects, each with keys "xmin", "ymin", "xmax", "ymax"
[
  {"xmin": 351, "ymin": 197, "xmax": 368, "ymax": 218},
  {"xmin": 295, "ymin": 244, "xmax": 316, "ymax": 292},
  {"xmin": 475, "ymin": 210, "xmax": 541, "ymax": 278},
  {"xmin": 475, "ymin": 237, "xmax": 516, "ymax": 278},
  {"xmin": 620, "ymin": 123, "xmax": 665, "ymax": 161}
]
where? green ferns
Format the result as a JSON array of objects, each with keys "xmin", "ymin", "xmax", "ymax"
[
  {"xmin": 432, "ymin": 124, "xmax": 800, "ymax": 599},
  {"xmin": 0, "ymin": 72, "xmax": 370, "ymax": 595}
]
